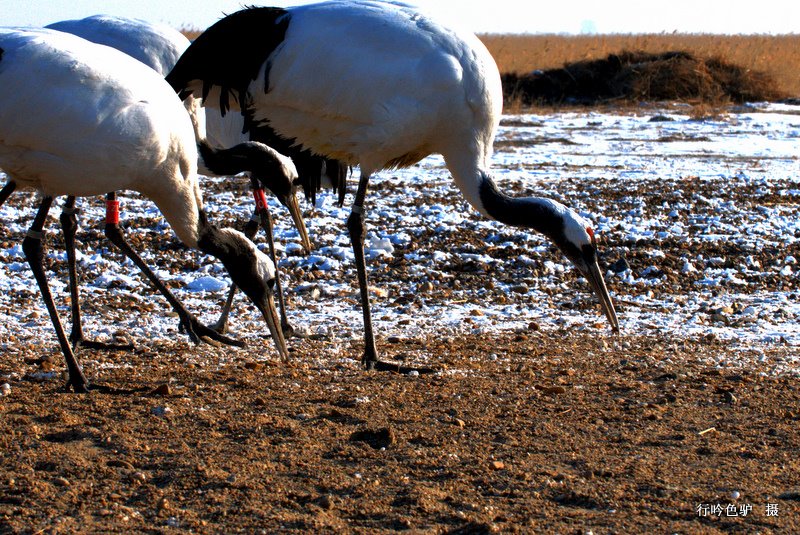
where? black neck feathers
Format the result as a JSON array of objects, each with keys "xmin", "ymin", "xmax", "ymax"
[
  {"xmin": 197, "ymin": 220, "xmax": 236, "ymax": 260},
  {"xmin": 196, "ymin": 214, "xmax": 270, "ymax": 304},
  {"xmin": 479, "ymin": 174, "xmax": 566, "ymax": 242},
  {"xmin": 198, "ymin": 139, "xmax": 292, "ymax": 199},
  {"xmin": 196, "ymin": 214, "xmax": 252, "ymax": 281}
]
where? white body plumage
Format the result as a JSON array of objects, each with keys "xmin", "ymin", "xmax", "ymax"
[
  {"xmin": 46, "ymin": 15, "xmax": 207, "ymax": 143},
  {"xmin": 0, "ymin": 28, "xmax": 203, "ymax": 245},
  {"xmin": 245, "ymin": 1, "xmax": 501, "ymax": 212}
]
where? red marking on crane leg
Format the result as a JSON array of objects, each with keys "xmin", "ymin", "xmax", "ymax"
[
  {"xmin": 253, "ymin": 188, "xmax": 268, "ymax": 212},
  {"xmin": 106, "ymin": 200, "xmax": 120, "ymax": 225}
]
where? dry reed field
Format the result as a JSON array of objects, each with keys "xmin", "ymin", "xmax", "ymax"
[{"xmin": 480, "ymin": 33, "xmax": 800, "ymax": 99}]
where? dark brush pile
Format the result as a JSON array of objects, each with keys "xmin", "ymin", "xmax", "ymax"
[{"xmin": 502, "ymin": 50, "xmax": 784, "ymax": 105}]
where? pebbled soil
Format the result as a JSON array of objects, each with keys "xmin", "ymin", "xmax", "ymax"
[{"xmin": 0, "ymin": 331, "xmax": 798, "ymax": 534}]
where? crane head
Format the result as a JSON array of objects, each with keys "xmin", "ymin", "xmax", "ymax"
[
  {"xmin": 247, "ymin": 145, "xmax": 312, "ymax": 254},
  {"xmin": 198, "ymin": 226, "xmax": 289, "ymax": 360},
  {"xmin": 552, "ymin": 212, "xmax": 619, "ymax": 332}
]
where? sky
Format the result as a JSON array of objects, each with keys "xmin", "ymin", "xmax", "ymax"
[{"xmin": 6, "ymin": 1, "xmax": 800, "ymax": 35}]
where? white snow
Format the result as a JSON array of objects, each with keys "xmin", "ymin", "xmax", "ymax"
[{"xmin": 185, "ymin": 276, "xmax": 229, "ymax": 293}]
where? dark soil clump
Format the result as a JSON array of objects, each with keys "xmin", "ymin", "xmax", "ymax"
[{"xmin": 502, "ymin": 50, "xmax": 784, "ymax": 105}]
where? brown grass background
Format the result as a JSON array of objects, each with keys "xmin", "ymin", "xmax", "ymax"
[{"xmin": 479, "ymin": 33, "xmax": 800, "ymax": 98}]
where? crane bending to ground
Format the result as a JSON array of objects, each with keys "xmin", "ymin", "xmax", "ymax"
[
  {"xmin": 166, "ymin": 1, "xmax": 620, "ymax": 371},
  {"xmin": 0, "ymin": 28, "xmax": 290, "ymax": 392}
]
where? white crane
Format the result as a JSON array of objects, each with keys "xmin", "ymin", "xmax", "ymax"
[
  {"xmin": 44, "ymin": 14, "xmax": 313, "ymax": 336},
  {"xmin": 0, "ymin": 27, "xmax": 290, "ymax": 392},
  {"xmin": 46, "ymin": 15, "xmax": 206, "ymax": 141},
  {"xmin": 167, "ymin": 1, "xmax": 620, "ymax": 371}
]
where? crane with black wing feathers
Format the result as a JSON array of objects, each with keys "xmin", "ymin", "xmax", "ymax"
[{"xmin": 167, "ymin": 1, "xmax": 619, "ymax": 371}]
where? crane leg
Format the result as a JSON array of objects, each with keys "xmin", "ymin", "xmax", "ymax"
[
  {"xmin": 60, "ymin": 196, "xmax": 134, "ymax": 351},
  {"xmin": 23, "ymin": 196, "xmax": 90, "ymax": 393},
  {"xmin": 254, "ymin": 198, "xmax": 294, "ymax": 338},
  {"xmin": 346, "ymin": 174, "xmax": 380, "ymax": 368},
  {"xmin": 347, "ymin": 174, "xmax": 434, "ymax": 374},
  {"xmin": 101, "ymin": 192, "xmax": 245, "ymax": 348},
  {"xmin": 0, "ymin": 181, "xmax": 16, "ymax": 208},
  {"xmin": 213, "ymin": 186, "xmax": 295, "ymax": 339}
]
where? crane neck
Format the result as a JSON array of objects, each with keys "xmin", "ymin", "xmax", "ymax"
[
  {"xmin": 197, "ymin": 139, "xmax": 296, "ymax": 198},
  {"xmin": 195, "ymin": 210, "xmax": 234, "ymax": 259},
  {"xmin": 477, "ymin": 172, "xmax": 566, "ymax": 242},
  {"xmin": 442, "ymin": 151, "xmax": 572, "ymax": 245}
]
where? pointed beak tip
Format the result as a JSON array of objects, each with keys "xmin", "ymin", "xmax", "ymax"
[
  {"xmin": 582, "ymin": 262, "xmax": 619, "ymax": 335},
  {"xmin": 259, "ymin": 293, "xmax": 289, "ymax": 361},
  {"xmin": 285, "ymin": 194, "xmax": 312, "ymax": 254},
  {"xmin": 597, "ymin": 310, "xmax": 619, "ymax": 333},
  {"xmin": 603, "ymin": 300, "xmax": 620, "ymax": 332}
]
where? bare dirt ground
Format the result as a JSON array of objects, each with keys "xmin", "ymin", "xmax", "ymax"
[
  {"xmin": 2, "ymin": 105, "xmax": 799, "ymax": 533},
  {"xmin": 1, "ymin": 330, "xmax": 799, "ymax": 534}
]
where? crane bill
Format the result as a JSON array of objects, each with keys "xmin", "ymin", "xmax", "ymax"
[
  {"xmin": 260, "ymin": 291, "xmax": 290, "ymax": 361},
  {"xmin": 584, "ymin": 261, "xmax": 620, "ymax": 332},
  {"xmin": 284, "ymin": 192, "xmax": 312, "ymax": 253}
]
